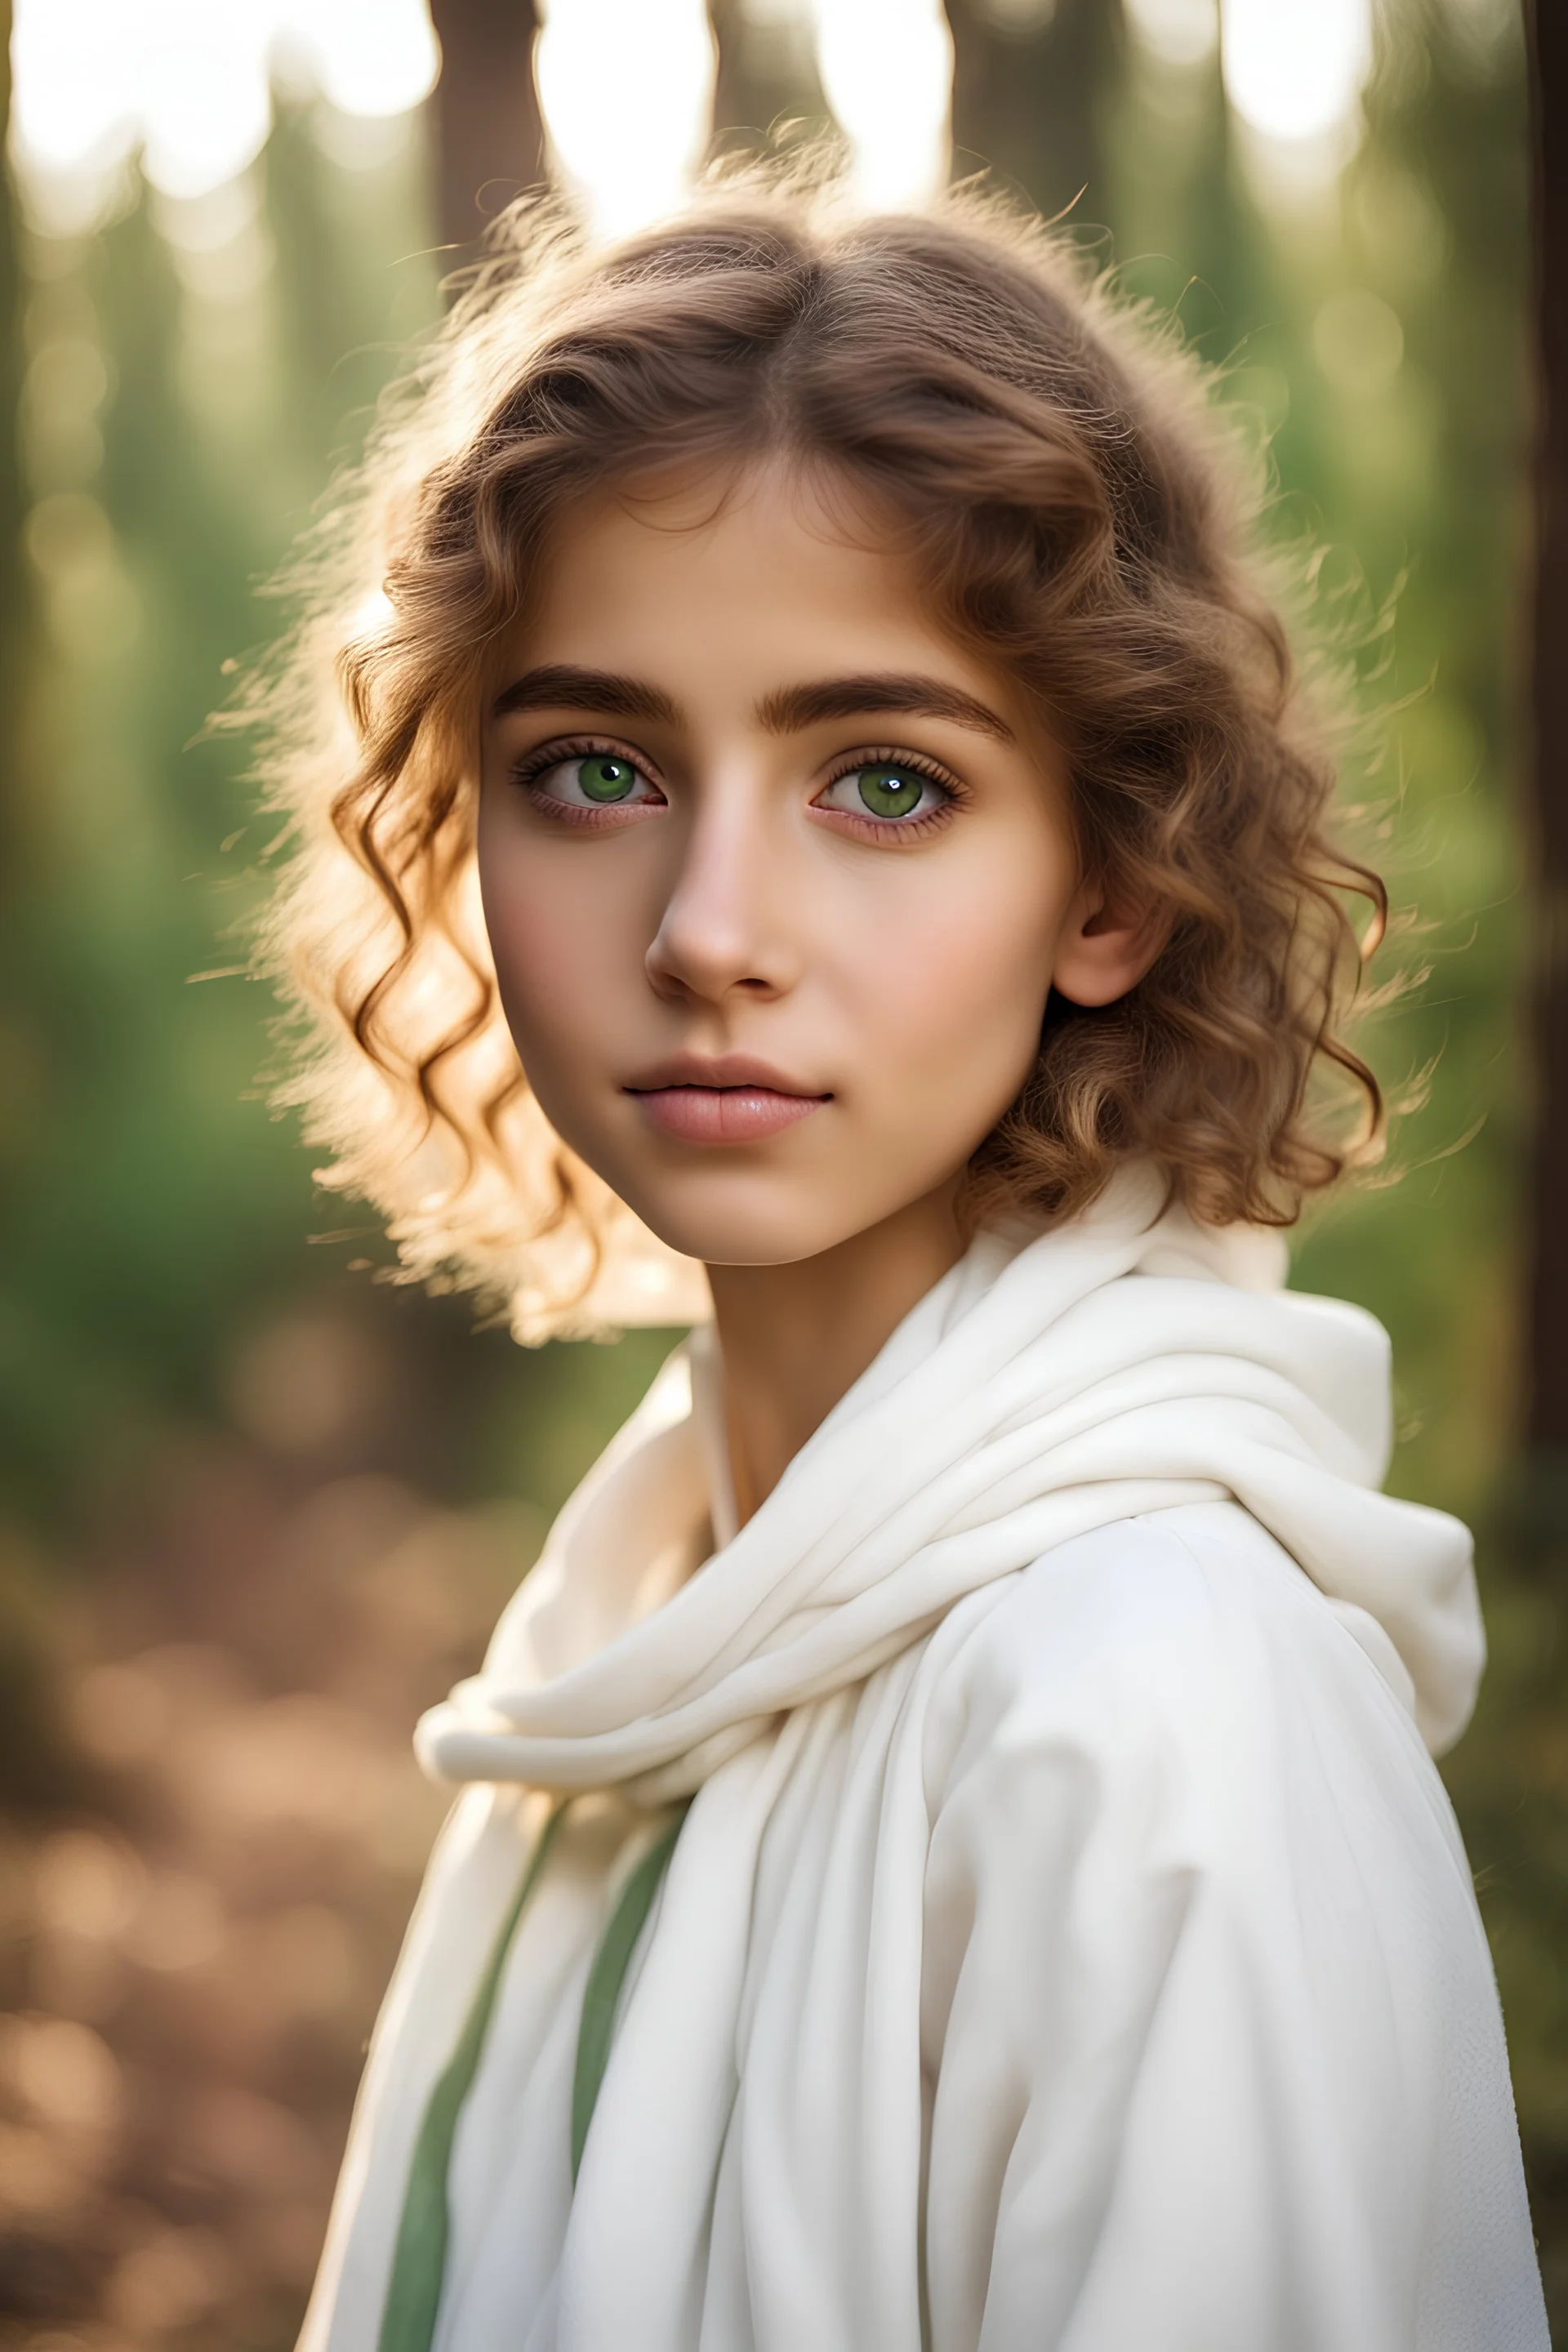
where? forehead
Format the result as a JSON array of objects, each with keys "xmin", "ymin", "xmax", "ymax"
[{"xmin": 507, "ymin": 461, "xmax": 1013, "ymax": 717}]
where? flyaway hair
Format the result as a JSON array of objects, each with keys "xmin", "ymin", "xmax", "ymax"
[{"xmin": 243, "ymin": 163, "xmax": 1386, "ymax": 1340}]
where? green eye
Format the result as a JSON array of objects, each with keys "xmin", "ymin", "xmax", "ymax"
[
  {"xmin": 577, "ymin": 754, "xmax": 639, "ymax": 802},
  {"xmin": 855, "ymin": 765, "xmax": 926, "ymax": 819}
]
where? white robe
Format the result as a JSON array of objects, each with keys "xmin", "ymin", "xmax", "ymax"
[{"xmin": 301, "ymin": 1176, "xmax": 1548, "ymax": 2350}]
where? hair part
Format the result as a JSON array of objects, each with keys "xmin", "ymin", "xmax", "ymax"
[{"xmin": 245, "ymin": 163, "xmax": 1386, "ymax": 1340}]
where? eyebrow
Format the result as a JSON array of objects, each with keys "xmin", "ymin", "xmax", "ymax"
[
  {"xmin": 491, "ymin": 665, "xmax": 682, "ymax": 724},
  {"xmin": 489, "ymin": 662, "xmax": 1015, "ymax": 743},
  {"xmin": 757, "ymin": 674, "xmax": 1016, "ymax": 743}
]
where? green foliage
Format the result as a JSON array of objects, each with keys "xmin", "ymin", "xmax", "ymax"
[
  {"xmin": 0, "ymin": 107, "xmax": 442, "ymax": 1528},
  {"xmin": 0, "ymin": 0, "xmax": 1562, "ymax": 2321},
  {"xmin": 1, "ymin": 16, "xmax": 1535, "ymax": 1539}
]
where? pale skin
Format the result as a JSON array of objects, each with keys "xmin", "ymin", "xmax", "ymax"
[{"xmin": 477, "ymin": 465, "xmax": 1162, "ymax": 1525}]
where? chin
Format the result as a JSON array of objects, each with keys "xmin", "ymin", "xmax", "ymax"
[{"xmin": 621, "ymin": 1178, "xmax": 872, "ymax": 1272}]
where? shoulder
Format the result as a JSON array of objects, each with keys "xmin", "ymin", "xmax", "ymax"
[
  {"xmin": 923, "ymin": 1504, "xmax": 1441, "ymax": 1850},
  {"xmin": 933, "ymin": 1503, "xmax": 1330, "ymax": 1737}
]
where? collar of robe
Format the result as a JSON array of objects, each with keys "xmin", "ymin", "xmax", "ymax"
[{"xmin": 416, "ymin": 1168, "xmax": 1484, "ymax": 1805}]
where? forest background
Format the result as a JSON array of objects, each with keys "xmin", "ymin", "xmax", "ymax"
[{"xmin": 0, "ymin": 0, "xmax": 1557, "ymax": 2344}]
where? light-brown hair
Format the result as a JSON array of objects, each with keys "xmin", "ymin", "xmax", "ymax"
[{"xmin": 248, "ymin": 167, "xmax": 1384, "ymax": 1339}]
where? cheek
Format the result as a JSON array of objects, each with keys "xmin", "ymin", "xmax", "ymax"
[
  {"xmin": 848, "ymin": 849, "xmax": 1063, "ymax": 1107},
  {"xmin": 478, "ymin": 830, "xmax": 639, "ymax": 1060}
]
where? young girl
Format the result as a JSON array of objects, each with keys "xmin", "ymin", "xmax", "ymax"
[{"xmin": 263, "ymin": 176, "xmax": 1548, "ymax": 2350}]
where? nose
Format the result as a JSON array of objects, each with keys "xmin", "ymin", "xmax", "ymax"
[{"xmin": 644, "ymin": 786, "xmax": 800, "ymax": 1007}]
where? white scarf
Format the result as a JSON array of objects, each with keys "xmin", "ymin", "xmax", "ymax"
[
  {"xmin": 421, "ymin": 1171, "xmax": 1480, "ymax": 1788},
  {"xmin": 303, "ymin": 1173, "xmax": 1509, "ymax": 2352}
]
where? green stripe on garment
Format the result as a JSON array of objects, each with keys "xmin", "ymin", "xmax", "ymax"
[
  {"xmin": 571, "ymin": 1803, "xmax": 690, "ymax": 2183},
  {"xmin": 377, "ymin": 1801, "xmax": 569, "ymax": 2352}
]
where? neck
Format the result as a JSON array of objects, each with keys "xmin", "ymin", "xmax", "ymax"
[{"xmin": 704, "ymin": 1183, "xmax": 966, "ymax": 1526}]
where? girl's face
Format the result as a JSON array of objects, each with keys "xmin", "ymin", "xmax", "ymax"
[{"xmin": 477, "ymin": 466, "xmax": 1139, "ymax": 1270}]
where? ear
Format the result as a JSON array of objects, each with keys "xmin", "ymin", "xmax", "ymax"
[{"xmin": 1050, "ymin": 874, "xmax": 1170, "ymax": 1009}]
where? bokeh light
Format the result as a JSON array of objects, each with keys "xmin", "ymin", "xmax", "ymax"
[
  {"xmin": 0, "ymin": 0, "xmax": 1552, "ymax": 2341},
  {"xmin": 536, "ymin": 0, "xmax": 718, "ymax": 242},
  {"xmin": 1221, "ymin": 0, "xmax": 1373, "ymax": 149},
  {"xmin": 294, "ymin": 0, "xmax": 442, "ymax": 119},
  {"xmin": 1124, "ymin": 0, "xmax": 1218, "ymax": 70},
  {"xmin": 534, "ymin": 0, "xmax": 953, "ymax": 234},
  {"xmin": 14, "ymin": 0, "xmax": 964, "ymax": 247},
  {"xmin": 811, "ymin": 0, "xmax": 954, "ymax": 206},
  {"xmin": 1312, "ymin": 286, "xmax": 1406, "ymax": 398},
  {"xmin": 9, "ymin": 0, "xmax": 439, "ymax": 226}
]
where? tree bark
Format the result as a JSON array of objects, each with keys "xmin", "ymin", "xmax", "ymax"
[
  {"xmin": 428, "ymin": 0, "xmax": 546, "ymax": 259},
  {"xmin": 1527, "ymin": 0, "xmax": 1568, "ymax": 1449}
]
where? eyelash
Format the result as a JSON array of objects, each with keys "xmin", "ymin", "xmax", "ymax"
[
  {"xmin": 511, "ymin": 735, "xmax": 666, "ymax": 828},
  {"xmin": 510, "ymin": 735, "xmax": 969, "ymax": 840},
  {"xmin": 816, "ymin": 746, "xmax": 965, "ymax": 841}
]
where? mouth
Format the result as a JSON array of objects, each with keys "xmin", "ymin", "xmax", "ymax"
[{"xmin": 624, "ymin": 1056, "xmax": 831, "ymax": 1145}]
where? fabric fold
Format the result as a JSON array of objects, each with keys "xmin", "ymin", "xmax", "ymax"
[
  {"xmin": 417, "ymin": 1171, "xmax": 1481, "ymax": 1788},
  {"xmin": 302, "ymin": 1174, "xmax": 1544, "ymax": 2352}
]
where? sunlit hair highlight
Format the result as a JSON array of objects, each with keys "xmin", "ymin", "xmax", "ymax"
[{"xmin": 246, "ymin": 164, "xmax": 1386, "ymax": 1339}]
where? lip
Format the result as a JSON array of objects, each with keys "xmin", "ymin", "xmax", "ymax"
[{"xmin": 624, "ymin": 1054, "xmax": 831, "ymax": 1146}]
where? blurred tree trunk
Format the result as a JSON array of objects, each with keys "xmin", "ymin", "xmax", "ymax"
[
  {"xmin": 428, "ymin": 0, "xmax": 546, "ymax": 259},
  {"xmin": 0, "ymin": 0, "xmax": 27, "ymax": 856},
  {"xmin": 945, "ymin": 0, "xmax": 1124, "ymax": 226},
  {"xmin": 0, "ymin": 0, "xmax": 30, "ymax": 893},
  {"xmin": 708, "ymin": 0, "xmax": 831, "ymax": 157},
  {"xmin": 1528, "ymin": 0, "xmax": 1568, "ymax": 1450}
]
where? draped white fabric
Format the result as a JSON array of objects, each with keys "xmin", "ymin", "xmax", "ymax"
[{"xmin": 300, "ymin": 1174, "xmax": 1548, "ymax": 2350}]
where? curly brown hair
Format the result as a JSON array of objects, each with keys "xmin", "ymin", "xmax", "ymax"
[{"xmin": 249, "ymin": 167, "xmax": 1383, "ymax": 1339}]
